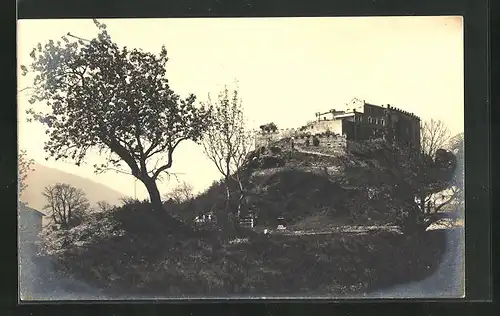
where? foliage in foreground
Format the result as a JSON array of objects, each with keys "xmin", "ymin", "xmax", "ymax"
[{"xmin": 38, "ymin": 202, "xmax": 458, "ymax": 297}]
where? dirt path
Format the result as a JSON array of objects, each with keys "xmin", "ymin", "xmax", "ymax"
[
  {"xmin": 295, "ymin": 147, "xmax": 339, "ymax": 158},
  {"xmin": 273, "ymin": 225, "xmax": 401, "ymax": 236}
]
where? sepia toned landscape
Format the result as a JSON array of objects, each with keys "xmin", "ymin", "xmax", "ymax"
[{"xmin": 18, "ymin": 17, "xmax": 464, "ymax": 300}]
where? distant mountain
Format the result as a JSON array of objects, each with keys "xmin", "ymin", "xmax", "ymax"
[{"xmin": 20, "ymin": 162, "xmax": 126, "ymax": 212}]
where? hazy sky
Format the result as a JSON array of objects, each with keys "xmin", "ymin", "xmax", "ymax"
[{"xmin": 17, "ymin": 17, "xmax": 464, "ymax": 200}]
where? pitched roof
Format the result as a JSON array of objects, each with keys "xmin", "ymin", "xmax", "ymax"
[{"xmin": 19, "ymin": 204, "xmax": 46, "ymax": 217}]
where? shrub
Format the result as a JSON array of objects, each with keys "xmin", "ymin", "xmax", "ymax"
[
  {"xmin": 260, "ymin": 156, "xmax": 285, "ymax": 169},
  {"xmin": 313, "ymin": 137, "xmax": 320, "ymax": 146},
  {"xmin": 269, "ymin": 146, "xmax": 282, "ymax": 155}
]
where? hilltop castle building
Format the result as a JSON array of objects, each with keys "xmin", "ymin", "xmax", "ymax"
[
  {"xmin": 254, "ymin": 98, "xmax": 421, "ymax": 153},
  {"xmin": 305, "ymin": 98, "xmax": 421, "ymax": 151}
]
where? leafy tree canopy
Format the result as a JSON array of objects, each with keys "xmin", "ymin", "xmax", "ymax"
[
  {"xmin": 259, "ymin": 122, "xmax": 278, "ymax": 133},
  {"xmin": 21, "ymin": 19, "xmax": 210, "ymax": 184}
]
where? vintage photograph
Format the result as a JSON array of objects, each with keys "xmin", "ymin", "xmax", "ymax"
[{"xmin": 17, "ymin": 17, "xmax": 464, "ymax": 300}]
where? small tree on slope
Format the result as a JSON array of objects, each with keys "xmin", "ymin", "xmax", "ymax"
[
  {"xmin": 201, "ymin": 86, "xmax": 253, "ymax": 229},
  {"xmin": 43, "ymin": 183, "xmax": 90, "ymax": 229}
]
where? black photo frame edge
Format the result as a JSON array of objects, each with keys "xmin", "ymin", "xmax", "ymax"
[{"xmin": 3, "ymin": 0, "xmax": 494, "ymax": 315}]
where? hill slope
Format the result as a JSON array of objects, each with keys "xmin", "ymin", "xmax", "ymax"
[
  {"xmin": 170, "ymin": 141, "xmax": 402, "ymax": 228},
  {"xmin": 20, "ymin": 162, "xmax": 126, "ymax": 212}
]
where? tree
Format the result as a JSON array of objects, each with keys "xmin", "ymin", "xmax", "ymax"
[
  {"xmin": 201, "ymin": 86, "xmax": 253, "ymax": 228},
  {"xmin": 43, "ymin": 183, "xmax": 90, "ymax": 229},
  {"xmin": 312, "ymin": 136, "xmax": 320, "ymax": 146},
  {"xmin": 21, "ymin": 19, "xmax": 211, "ymax": 217},
  {"xmin": 383, "ymin": 142, "xmax": 457, "ymax": 234},
  {"xmin": 407, "ymin": 120, "xmax": 460, "ymax": 230},
  {"xmin": 420, "ymin": 119, "xmax": 451, "ymax": 157},
  {"xmin": 96, "ymin": 200, "xmax": 114, "ymax": 212},
  {"xmin": 163, "ymin": 181, "xmax": 194, "ymax": 204},
  {"xmin": 18, "ymin": 149, "xmax": 35, "ymax": 196},
  {"xmin": 445, "ymin": 132, "xmax": 465, "ymax": 212},
  {"xmin": 120, "ymin": 197, "xmax": 147, "ymax": 206},
  {"xmin": 259, "ymin": 122, "xmax": 278, "ymax": 133}
]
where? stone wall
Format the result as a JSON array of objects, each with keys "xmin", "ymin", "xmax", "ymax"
[
  {"xmin": 295, "ymin": 134, "xmax": 347, "ymax": 154},
  {"xmin": 254, "ymin": 129, "xmax": 298, "ymax": 148},
  {"xmin": 255, "ymin": 129, "xmax": 348, "ymax": 155}
]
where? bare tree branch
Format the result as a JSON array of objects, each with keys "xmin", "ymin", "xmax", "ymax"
[
  {"xmin": 421, "ymin": 119, "xmax": 451, "ymax": 157},
  {"xmin": 42, "ymin": 183, "xmax": 90, "ymax": 228},
  {"xmin": 201, "ymin": 86, "xmax": 251, "ymax": 224}
]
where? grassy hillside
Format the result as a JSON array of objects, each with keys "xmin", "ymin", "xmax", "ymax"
[
  {"xmin": 26, "ymin": 140, "xmax": 463, "ymax": 298},
  {"xmin": 168, "ymin": 141, "xmax": 401, "ymax": 229},
  {"xmin": 34, "ymin": 204, "xmax": 459, "ymax": 298},
  {"xmin": 20, "ymin": 162, "xmax": 126, "ymax": 212}
]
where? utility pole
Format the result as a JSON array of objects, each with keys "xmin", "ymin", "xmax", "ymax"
[{"xmin": 134, "ymin": 179, "xmax": 137, "ymax": 199}]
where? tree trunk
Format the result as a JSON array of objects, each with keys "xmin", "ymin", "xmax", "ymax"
[
  {"xmin": 224, "ymin": 179, "xmax": 231, "ymax": 213},
  {"xmin": 236, "ymin": 178, "xmax": 245, "ymax": 219},
  {"xmin": 67, "ymin": 205, "xmax": 72, "ymax": 228},
  {"xmin": 223, "ymin": 180, "xmax": 239, "ymax": 230},
  {"xmin": 142, "ymin": 176, "xmax": 164, "ymax": 212},
  {"xmin": 139, "ymin": 176, "xmax": 194, "ymax": 235}
]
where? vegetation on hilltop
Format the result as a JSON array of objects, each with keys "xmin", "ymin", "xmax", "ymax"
[{"xmin": 166, "ymin": 135, "xmax": 459, "ymax": 233}]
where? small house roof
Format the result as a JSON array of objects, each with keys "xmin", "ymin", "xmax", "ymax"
[{"xmin": 20, "ymin": 205, "xmax": 45, "ymax": 217}]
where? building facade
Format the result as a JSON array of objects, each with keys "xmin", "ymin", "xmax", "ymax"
[
  {"xmin": 18, "ymin": 205, "xmax": 45, "ymax": 250},
  {"xmin": 308, "ymin": 98, "xmax": 421, "ymax": 151}
]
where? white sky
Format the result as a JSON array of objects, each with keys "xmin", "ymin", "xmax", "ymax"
[{"xmin": 17, "ymin": 17, "xmax": 464, "ymax": 200}]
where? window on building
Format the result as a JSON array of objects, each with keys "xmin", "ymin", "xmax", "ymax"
[{"xmin": 381, "ymin": 119, "xmax": 385, "ymax": 126}]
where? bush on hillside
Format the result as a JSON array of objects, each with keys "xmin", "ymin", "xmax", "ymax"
[
  {"xmin": 248, "ymin": 170, "xmax": 352, "ymax": 226},
  {"xmin": 38, "ymin": 211, "xmax": 454, "ymax": 297},
  {"xmin": 40, "ymin": 211, "xmax": 125, "ymax": 257},
  {"xmin": 313, "ymin": 136, "xmax": 320, "ymax": 146}
]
